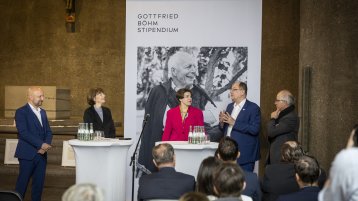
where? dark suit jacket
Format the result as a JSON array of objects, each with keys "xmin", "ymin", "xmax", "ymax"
[
  {"xmin": 15, "ymin": 104, "xmax": 52, "ymax": 160},
  {"xmin": 267, "ymin": 110, "xmax": 299, "ymax": 164},
  {"xmin": 221, "ymin": 100, "xmax": 261, "ymax": 164},
  {"xmin": 137, "ymin": 167, "xmax": 195, "ymax": 201},
  {"xmin": 276, "ymin": 186, "xmax": 320, "ymax": 201},
  {"xmin": 242, "ymin": 170, "xmax": 261, "ymax": 201},
  {"xmin": 83, "ymin": 106, "xmax": 115, "ymax": 138},
  {"xmin": 261, "ymin": 163, "xmax": 299, "ymax": 201}
]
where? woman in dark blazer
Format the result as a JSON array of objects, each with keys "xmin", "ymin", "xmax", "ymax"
[{"xmin": 83, "ymin": 88, "xmax": 116, "ymax": 138}]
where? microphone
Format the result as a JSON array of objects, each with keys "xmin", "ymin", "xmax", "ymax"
[{"xmin": 143, "ymin": 114, "xmax": 150, "ymax": 123}]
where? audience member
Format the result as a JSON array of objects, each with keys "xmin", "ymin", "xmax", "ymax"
[
  {"xmin": 262, "ymin": 141, "xmax": 326, "ymax": 201},
  {"xmin": 219, "ymin": 82, "xmax": 261, "ymax": 172},
  {"xmin": 262, "ymin": 141, "xmax": 304, "ymax": 201},
  {"xmin": 197, "ymin": 156, "xmax": 222, "ymax": 200},
  {"xmin": 137, "ymin": 143, "xmax": 195, "ymax": 200},
  {"xmin": 83, "ymin": 88, "xmax": 116, "ymax": 138},
  {"xmin": 162, "ymin": 88, "xmax": 204, "ymax": 141},
  {"xmin": 346, "ymin": 124, "xmax": 358, "ymax": 148},
  {"xmin": 213, "ymin": 163, "xmax": 251, "ymax": 201},
  {"xmin": 15, "ymin": 87, "xmax": 53, "ymax": 201},
  {"xmin": 179, "ymin": 192, "xmax": 210, "ymax": 201},
  {"xmin": 62, "ymin": 183, "xmax": 104, "ymax": 201},
  {"xmin": 217, "ymin": 136, "xmax": 260, "ymax": 201},
  {"xmin": 267, "ymin": 90, "xmax": 299, "ymax": 164},
  {"xmin": 277, "ymin": 155, "xmax": 321, "ymax": 201},
  {"xmin": 318, "ymin": 148, "xmax": 358, "ymax": 201}
]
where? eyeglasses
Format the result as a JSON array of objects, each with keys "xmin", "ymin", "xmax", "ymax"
[
  {"xmin": 230, "ymin": 88, "xmax": 242, "ymax": 92},
  {"xmin": 275, "ymin": 99, "xmax": 286, "ymax": 102}
]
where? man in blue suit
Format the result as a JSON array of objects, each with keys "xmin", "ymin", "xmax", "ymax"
[
  {"xmin": 277, "ymin": 155, "xmax": 321, "ymax": 201},
  {"xmin": 219, "ymin": 82, "xmax": 261, "ymax": 172},
  {"xmin": 14, "ymin": 87, "xmax": 53, "ymax": 201}
]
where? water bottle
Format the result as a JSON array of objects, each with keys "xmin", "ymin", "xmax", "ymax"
[{"xmin": 188, "ymin": 126, "xmax": 193, "ymax": 144}]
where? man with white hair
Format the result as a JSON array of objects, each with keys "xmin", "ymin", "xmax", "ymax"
[
  {"xmin": 267, "ymin": 90, "xmax": 299, "ymax": 164},
  {"xmin": 138, "ymin": 51, "xmax": 216, "ymax": 173}
]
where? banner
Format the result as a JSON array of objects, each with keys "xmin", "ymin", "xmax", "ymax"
[{"xmin": 125, "ymin": 0, "xmax": 262, "ymax": 139}]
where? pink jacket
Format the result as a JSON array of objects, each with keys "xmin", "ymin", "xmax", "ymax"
[{"xmin": 162, "ymin": 106, "xmax": 204, "ymax": 141}]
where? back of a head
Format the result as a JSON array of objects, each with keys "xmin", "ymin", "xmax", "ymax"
[
  {"xmin": 197, "ymin": 156, "xmax": 222, "ymax": 195},
  {"xmin": 62, "ymin": 183, "xmax": 104, "ymax": 201},
  {"xmin": 152, "ymin": 143, "xmax": 175, "ymax": 166},
  {"xmin": 213, "ymin": 163, "xmax": 245, "ymax": 198},
  {"xmin": 319, "ymin": 148, "xmax": 358, "ymax": 201},
  {"xmin": 294, "ymin": 155, "xmax": 320, "ymax": 185},
  {"xmin": 179, "ymin": 192, "xmax": 209, "ymax": 201},
  {"xmin": 281, "ymin": 141, "xmax": 304, "ymax": 163},
  {"xmin": 218, "ymin": 137, "xmax": 239, "ymax": 161}
]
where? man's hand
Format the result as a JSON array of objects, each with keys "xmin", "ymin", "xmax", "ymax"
[
  {"xmin": 41, "ymin": 143, "xmax": 52, "ymax": 152},
  {"xmin": 37, "ymin": 149, "xmax": 45, "ymax": 154},
  {"xmin": 270, "ymin": 109, "xmax": 280, "ymax": 119},
  {"xmin": 222, "ymin": 112, "xmax": 235, "ymax": 126}
]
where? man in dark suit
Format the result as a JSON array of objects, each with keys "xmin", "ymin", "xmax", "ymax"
[
  {"xmin": 219, "ymin": 82, "xmax": 261, "ymax": 172},
  {"xmin": 137, "ymin": 143, "xmax": 195, "ymax": 201},
  {"xmin": 277, "ymin": 155, "xmax": 321, "ymax": 201},
  {"xmin": 267, "ymin": 90, "xmax": 299, "ymax": 164},
  {"xmin": 217, "ymin": 136, "xmax": 261, "ymax": 201},
  {"xmin": 14, "ymin": 87, "xmax": 53, "ymax": 201}
]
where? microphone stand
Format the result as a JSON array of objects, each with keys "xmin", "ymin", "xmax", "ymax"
[{"xmin": 130, "ymin": 115, "xmax": 149, "ymax": 201}]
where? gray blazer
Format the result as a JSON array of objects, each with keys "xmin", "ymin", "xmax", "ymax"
[{"xmin": 266, "ymin": 111, "xmax": 299, "ymax": 164}]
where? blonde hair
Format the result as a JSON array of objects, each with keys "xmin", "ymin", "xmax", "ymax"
[{"xmin": 62, "ymin": 183, "xmax": 104, "ymax": 201}]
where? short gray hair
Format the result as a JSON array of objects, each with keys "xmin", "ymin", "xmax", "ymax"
[
  {"xmin": 280, "ymin": 90, "xmax": 295, "ymax": 106},
  {"xmin": 62, "ymin": 183, "xmax": 104, "ymax": 201},
  {"xmin": 152, "ymin": 143, "xmax": 175, "ymax": 165}
]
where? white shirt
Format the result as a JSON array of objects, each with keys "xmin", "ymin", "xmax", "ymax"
[
  {"xmin": 226, "ymin": 99, "xmax": 246, "ymax": 137},
  {"xmin": 28, "ymin": 103, "xmax": 42, "ymax": 126}
]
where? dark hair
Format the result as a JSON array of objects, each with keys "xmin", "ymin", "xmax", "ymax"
[
  {"xmin": 87, "ymin": 88, "xmax": 105, "ymax": 106},
  {"xmin": 179, "ymin": 192, "xmax": 209, "ymax": 201},
  {"xmin": 239, "ymin": 82, "xmax": 247, "ymax": 95},
  {"xmin": 152, "ymin": 143, "xmax": 174, "ymax": 166},
  {"xmin": 218, "ymin": 137, "xmax": 239, "ymax": 161},
  {"xmin": 281, "ymin": 141, "xmax": 305, "ymax": 162},
  {"xmin": 176, "ymin": 88, "xmax": 192, "ymax": 101},
  {"xmin": 352, "ymin": 124, "xmax": 358, "ymax": 147},
  {"xmin": 213, "ymin": 163, "xmax": 245, "ymax": 197},
  {"xmin": 197, "ymin": 156, "xmax": 222, "ymax": 195},
  {"xmin": 294, "ymin": 155, "xmax": 320, "ymax": 185}
]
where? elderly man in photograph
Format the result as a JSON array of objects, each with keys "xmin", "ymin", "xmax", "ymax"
[
  {"xmin": 138, "ymin": 51, "xmax": 216, "ymax": 173},
  {"xmin": 219, "ymin": 82, "xmax": 261, "ymax": 172},
  {"xmin": 267, "ymin": 90, "xmax": 299, "ymax": 164},
  {"xmin": 14, "ymin": 87, "xmax": 53, "ymax": 201}
]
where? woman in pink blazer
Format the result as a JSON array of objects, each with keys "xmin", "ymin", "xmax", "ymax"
[{"xmin": 162, "ymin": 88, "xmax": 204, "ymax": 141}]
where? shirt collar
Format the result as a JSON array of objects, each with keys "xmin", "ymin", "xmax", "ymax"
[
  {"xmin": 28, "ymin": 103, "xmax": 41, "ymax": 112},
  {"xmin": 234, "ymin": 98, "xmax": 246, "ymax": 108}
]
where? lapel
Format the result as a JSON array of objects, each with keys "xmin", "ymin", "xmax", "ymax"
[
  {"xmin": 92, "ymin": 106, "xmax": 104, "ymax": 124},
  {"xmin": 26, "ymin": 104, "xmax": 42, "ymax": 129},
  {"xmin": 236, "ymin": 100, "xmax": 249, "ymax": 120}
]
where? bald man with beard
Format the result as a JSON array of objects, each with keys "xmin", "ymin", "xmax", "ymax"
[
  {"xmin": 14, "ymin": 87, "xmax": 53, "ymax": 201},
  {"xmin": 267, "ymin": 90, "xmax": 299, "ymax": 165}
]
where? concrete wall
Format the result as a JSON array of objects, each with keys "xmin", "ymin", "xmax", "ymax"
[
  {"xmin": 299, "ymin": 0, "xmax": 358, "ymax": 169},
  {"xmin": 0, "ymin": 0, "xmax": 125, "ymax": 133}
]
